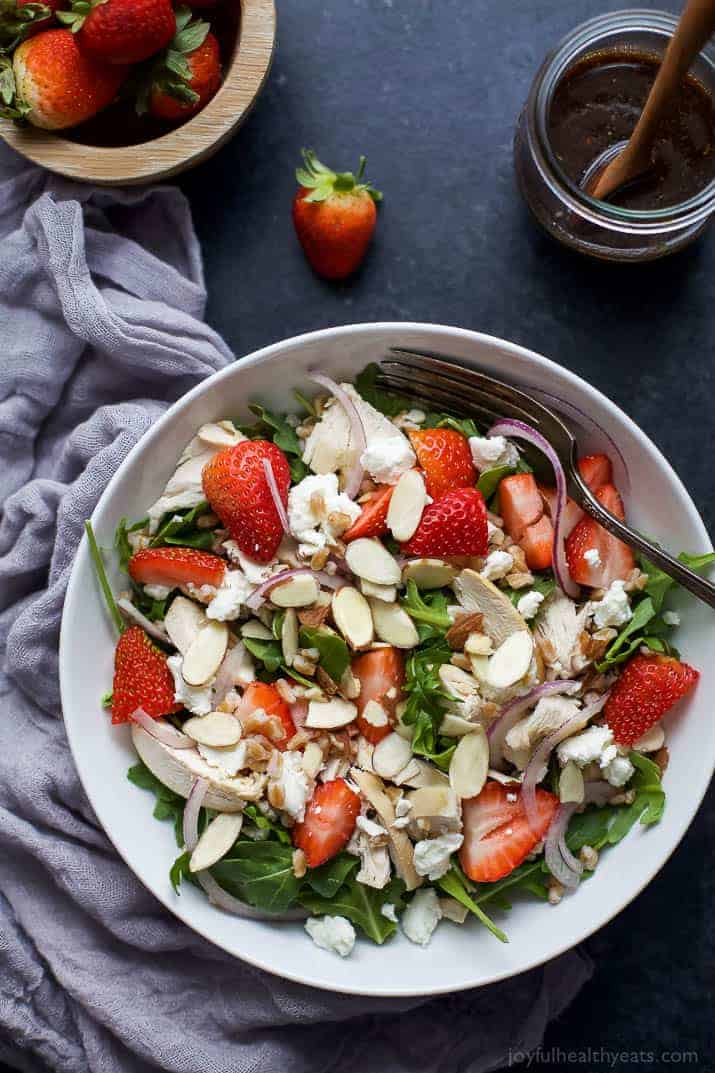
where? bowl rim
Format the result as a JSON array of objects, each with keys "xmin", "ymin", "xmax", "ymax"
[
  {"xmin": 59, "ymin": 321, "xmax": 714, "ymax": 995},
  {"xmin": 0, "ymin": 0, "xmax": 276, "ymax": 185}
]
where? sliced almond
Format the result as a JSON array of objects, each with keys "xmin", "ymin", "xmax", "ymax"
[
  {"xmin": 360, "ymin": 579, "xmax": 397, "ymax": 603},
  {"xmin": 438, "ymin": 663, "xmax": 480, "ymax": 699},
  {"xmin": 449, "ymin": 727, "xmax": 489, "ymax": 799},
  {"xmin": 241, "ymin": 619, "xmax": 274, "ymax": 640},
  {"xmin": 386, "ymin": 469, "xmax": 428, "ymax": 542},
  {"xmin": 440, "ymin": 712, "xmax": 480, "ymax": 737},
  {"xmin": 559, "ymin": 760, "xmax": 585, "ymax": 804},
  {"xmin": 281, "ymin": 608, "xmax": 299, "ymax": 667},
  {"xmin": 402, "ymin": 558, "xmax": 457, "ymax": 589},
  {"xmin": 446, "ymin": 611, "xmax": 485, "ymax": 651},
  {"xmin": 372, "ymin": 732, "xmax": 413, "ymax": 779},
  {"xmin": 369, "ymin": 600, "xmax": 419, "ymax": 649},
  {"xmin": 395, "ymin": 758, "xmax": 449, "ymax": 788},
  {"xmin": 197, "ymin": 421, "xmax": 245, "ymax": 448},
  {"xmin": 300, "ymin": 741, "xmax": 324, "ymax": 778},
  {"xmin": 633, "ymin": 724, "xmax": 665, "ymax": 753},
  {"xmin": 189, "ymin": 812, "xmax": 244, "ymax": 872},
  {"xmin": 439, "ymin": 896, "xmax": 469, "ymax": 924},
  {"xmin": 164, "ymin": 596, "xmax": 207, "ymax": 655},
  {"xmin": 345, "ymin": 538, "xmax": 401, "ymax": 585},
  {"xmin": 406, "ymin": 785, "xmax": 461, "ymax": 832},
  {"xmin": 485, "ymin": 630, "xmax": 534, "ymax": 690},
  {"xmin": 332, "ymin": 586, "xmax": 374, "ymax": 649},
  {"xmin": 183, "ymin": 711, "xmax": 242, "ymax": 747},
  {"xmin": 350, "ymin": 768, "xmax": 422, "ymax": 891},
  {"xmin": 464, "ymin": 631, "xmax": 493, "ymax": 656},
  {"xmin": 469, "ymin": 654, "xmax": 490, "ymax": 682},
  {"xmin": 305, "ymin": 697, "xmax": 358, "ymax": 729},
  {"xmin": 394, "ymin": 701, "xmax": 413, "ymax": 741},
  {"xmin": 270, "ymin": 574, "xmax": 319, "ymax": 607},
  {"xmin": 182, "ymin": 620, "xmax": 229, "ymax": 685}
]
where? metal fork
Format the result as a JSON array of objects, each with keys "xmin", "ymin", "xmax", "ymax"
[{"xmin": 378, "ymin": 348, "xmax": 715, "ymax": 610}]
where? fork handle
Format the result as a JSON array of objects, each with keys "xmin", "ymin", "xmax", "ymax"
[{"xmin": 568, "ymin": 471, "xmax": 715, "ymax": 610}]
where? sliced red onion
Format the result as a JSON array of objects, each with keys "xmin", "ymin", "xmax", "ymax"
[
  {"xmin": 487, "ymin": 680, "xmax": 579, "ymax": 769},
  {"xmin": 528, "ymin": 388, "xmax": 631, "ymax": 495},
  {"xmin": 262, "ymin": 458, "xmax": 290, "ymax": 535},
  {"xmin": 310, "ymin": 373, "xmax": 366, "ymax": 498},
  {"xmin": 130, "ymin": 708, "xmax": 195, "ymax": 749},
  {"xmin": 521, "ymin": 691, "xmax": 610, "ymax": 832},
  {"xmin": 117, "ymin": 598, "xmax": 170, "ymax": 644},
  {"xmin": 183, "ymin": 777, "xmax": 208, "ymax": 852},
  {"xmin": 289, "ymin": 698, "xmax": 309, "ymax": 728},
  {"xmin": 544, "ymin": 803, "xmax": 581, "ymax": 889},
  {"xmin": 488, "ymin": 418, "xmax": 580, "ymax": 599},
  {"xmin": 196, "ymin": 870, "xmax": 308, "ymax": 921},
  {"xmin": 244, "ymin": 567, "xmax": 345, "ymax": 611}
]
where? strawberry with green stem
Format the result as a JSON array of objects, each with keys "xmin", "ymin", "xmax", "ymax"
[
  {"xmin": 57, "ymin": 0, "xmax": 175, "ymax": 65},
  {"xmin": 135, "ymin": 5, "xmax": 219, "ymax": 120},
  {"xmin": 293, "ymin": 149, "xmax": 382, "ymax": 280},
  {"xmin": 0, "ymin": 0, "xmax": 55, "ymax": 54}
]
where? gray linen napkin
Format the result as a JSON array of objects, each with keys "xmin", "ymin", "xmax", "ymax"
[{"xmin": 0, "ymin": 142, "xmax": 592, "ymax": 1073}]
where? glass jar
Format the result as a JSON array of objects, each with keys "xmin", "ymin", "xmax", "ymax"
[{"xmin": 514, "ymin": 10, "xmax": 715, "ymax": 261}]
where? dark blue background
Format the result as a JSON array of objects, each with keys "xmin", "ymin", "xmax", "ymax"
[{"xmin": 5, "ymin": 1, "xmax": 712, "ymax": 1071}]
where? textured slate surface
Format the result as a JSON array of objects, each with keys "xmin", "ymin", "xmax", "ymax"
[
  {"xmin": 179, "ymin": 1, "xmax": 714, "ymax": 1070},
  {"xmin": 3, "ymin": 1, "xmax": 712, "ymax": 1071}
]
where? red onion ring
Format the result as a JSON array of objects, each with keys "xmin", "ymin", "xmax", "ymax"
[
  {"xmin": 117, "ymin": 598, "xmax": 170, "ymax": 644},
  {"xmin": 487, "ymin": 680, "xmax": 579, "ymax": 770},
  {"xmin": 262, "ymin": 458, "xmax": 290, "ymax": 535},
  {"xmin": 527, "ymin": 388, "xmax": 631, "ymax": 496},
  {"xmin": 488, "ymin": 419, "xmax": 580, "ymax": 598},
  {"xmin": 196, "ymin": 870, "xmax": 308, "ymax": 921},
  {"xmin": 130, "ymin": 708, "xmax": 195, "ymax": 749},
  {"xmin": 183, "ymin": 777, "xmax": 208, "ymax": 851},
  {"xmin": 310, "ymin": 373, "xmax": 366, "ymax": 498},
  {"xmin": 544, "ymin": 803, "xmax": 581, "ymax": 889},
  {"xmin": 521, "ymin": 692, "xmax": 610, "ymax": 832},
  {"xmin": 244, "ymin": 567, "xmax": 345, "ymax": 611}
]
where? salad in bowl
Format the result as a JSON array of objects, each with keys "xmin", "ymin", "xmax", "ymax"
[{"xmin": 87, "ymin": 362, "xmax": 713, "ymax": 959}]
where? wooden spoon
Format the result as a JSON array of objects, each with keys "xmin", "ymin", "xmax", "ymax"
[{"xmin": 589, "ymin": 0, "xmax": 715, "ymax": 202}]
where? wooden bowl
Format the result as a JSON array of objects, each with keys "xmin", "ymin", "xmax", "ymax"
[{"xmin": 0, "ymin": 0, "xmax": 275, "ymax": 185}]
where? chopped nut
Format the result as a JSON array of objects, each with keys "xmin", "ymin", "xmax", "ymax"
[
  {"xmin": 339, "ymin": 668, "xmax": 361, "ymax": 700},
  {"xmin": 488, "ymin": 527, "xmax": 505, "ymax": 546},
  {"xmin": 450, "ymin": 652, "xmax": 472, "ymax": 671},
  {"xmin": 446, "ymin": 611, "xmax": 485, "ymax": 650},
  {"xmin": 196, "ymin": 511, "xmax": 219, "ymax": 529},
  {"xmin": 267, "ymin": 782, "xmax": 285, "ymax": 810},
  {"xmin": 286, "ymin": 729, "xmax": 313, "ymax": 751},
  {"xmin": 548, "ymin": 879, "xmax": 564, "ymax": 905},
  {"xmin": 464, "ymin": 631, "xmax": 492, "ymax": 656},
  {"xmin": 504, "ymin": 571, "xmax": 534, "ymax": 590},
  {"xmin": 310, "ymin": 547, "xmax": 330, "ymax": 571},
  {"xmin": 327, "ymin": 511, "xmax": 353, "ymax": 535},
  {"xmin": 624, "ymin": 568, "xmax": 649, "ymax": 592},
  {"xmin": 309, "ymin": 490, "xmax": 327, "ymax": 519},
  {"xmin": 316, "ymin": 666, "xmax": 339, "ymax": 695},
  {"xmin": 579, "ymin": 845, "xmax": 599, "ymax": 870},
  {"xmin": 240, "ymin": 710, "xmax": 285, "ymax": 742},
  {"xmin": 275, "ymin": 678, "xmax": 297, "ymax": 704},
  {"xmin": 293, "ymin": 653, "xmax": 318, "ymax": 676},
  {"xmin": 298, "ymin": 604, "xmax": 330, "ymax": 628},
  {"xmin": 292, "ymin": 847, "xmax": 307, "ymax": 878},
  {"xmin": 509, "ymin": 545, "xmax": 527, "ymax": 571},
  {"xmin": 653, "ymin": 746, "xmax": 670, "ymax": 774},
  {"xmin": 244, "ymin": 736, "xmax": 274, "ymax": 771},
  {"xmin": 487, "ymin": 511, "xmax": 503, "ymax": 527}
]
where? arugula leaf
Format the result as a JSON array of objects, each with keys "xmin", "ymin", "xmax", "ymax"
[
  {"xmin": 299, "ymin": 876, "xmax": 405, "ymax": 943},
  {"xmin": 128, "ymin": 761, "xmax": 187, "ymax": 846},
  {"xmin": 639, "ymin": 550, "xmax": 715, "ymax": 613},
  {"xmin": 298, "ymin": 626, "xmax": 350, "ymax": 682},
  {"xmin": 401, "ymin": 636, "xmax": 453, "ymax": 761},
  {"xmin": 565, "ymin": 752, "xmax": 665, "ymax": 853},
  {"xmin": 101, "ymin": 690, "xmax": 113, "ymax": 708},
  {"xmin": 86, "ymin": 520, "xmax": 125, "ymax": 634},
  {"xmin": 243, "ymin": 635, "xmax": 283, "ymax": 673},
  {"xmin": 471, "ymin": 858, "xmax": 550, "ymax": 905},
  {"xmin": 169, "ymin": 850, "xmax": 193, "ymax": 894},
  {"xmin": 236, "ymin": 403, "xmax": 309, "ymax": 482},
  {"xmin": 401, "ymin": 580, "xmax": 452, "ymax": 641},
  {"xmin": 293, "ymin": 388, "xmax": 316, "ymax": 417},
  {"xmin": 436, "ymin": 868, "xmax": 508, "ymax": 943},
  {"xmin": 477, "ymin": 464, "xmax": 514, "ymax": 501},
  {"xmin": 242, "ymin": 804, "xmax": 292, "ymax": 845},
  {"xmin": 211, "ymin": 841, "xmax": 301, "ymax": 912},
  {"xmin": 114, "ymin": 516, "xmax": 148, "ymax": 571},
  {"xmin": 305, "ymin": 852, "xmax": 358, "ymax": 898},
  {"xmin": 151, "ymin": 501, "xmax": 213, "ymax": 551},
  {"xmin": 354, "ymin": 363, "xmax": 411, "ymax": 416},
  {"xmin": 422, "ymin": 412, "xmax": 480, "ymax": 438}
]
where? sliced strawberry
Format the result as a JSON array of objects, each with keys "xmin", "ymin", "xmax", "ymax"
[
  {"xmin": 578, "ymin": 453, "xmax": 613, "ymax": 493},
  {"xmin": 520, "ymin": 514, "xmax": 554, "ymax": 571},
  {"xmin": 538, "ymin": 484, "xmax": 584, "ymax": 539},
  {"xmin": 401, "ymin": 487, "xmax": 488, "ymax": 558},
  {"xmin": 202, "ymin": 440, "xmax": 290, "ymax": 563},
  {"xmin": 128, "ymin": 546, "xmax": 225, "ymax": 589},
  {"xmin": 408, "ymin": 427, "xmax": 475, "ymax": 500},
  {"xmin": 111, "ymin": 625, "xmax": 180, "ymax": 725},
  {"xmin": 498, "ymin": 473, "xmax": 543, "ymax": 542},
  {"xmin": 460, "ymin": 782, "xmax": 559, "ymax": 883},
  {"xmin": 605, "ymin": 653, "xmax": 699, "ymax": 746},
  {"xmin": 566, "ymin": 483, "xmax": 634, "ymax": 588},
  {"xmin": 236, "ymin": 681, "xmax": 295, "ymax": 749},
  {"xmin": 292, "ymin": 778, "xmax": 361, "ymax": 867},
  {"xmin": 343, "ymin": 485, "xmax": 393, "ymax": 542},
  {"xmin": 352, "ymin": 647, "xmax": 404, "ymax": 744}
]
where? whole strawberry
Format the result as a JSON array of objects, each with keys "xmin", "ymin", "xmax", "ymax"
[
  {"xmin": 605, "ymin": 653, "xmax": 699, "ymax": 746},
  {"xmin": 401, "ymin": 486, "xmax": 488, "ymax": 558},
  {"xmin": 58, "ymin": 0, "xmax": 175, "ymax": 64},
  {"xmin": 292, "ymin": 148, "xmax": 382, "ymax": 280},
  {"xmin": 112, "ymin": 624, "xmax": 181, "ymax": 725},
  {"xmin": 12, "ymin": 28, "xmax": 126, "ymax": 129},
  {"xmin": 144, "ymin": 8, "xmax": 220, "ymax": 121},
  {"xmin": 202, "ymin": 440, "xmax": 290, "ymax": 563}
]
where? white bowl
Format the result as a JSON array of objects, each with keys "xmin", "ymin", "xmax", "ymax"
[{"xmin": 59, "ymin": 322, "xmax": 714, "ymax": 997}]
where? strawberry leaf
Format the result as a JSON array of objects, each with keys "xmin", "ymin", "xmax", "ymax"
[
  {"xmin": 296, "ymin": 148, "xmax": 382, "ymax": 203},
  {"xmin": 173, "ymin": 17, "xmax": 209, "ymax": 54},
  {"xmin": 0, "ymin": 0, "xmax": 51, "ymax": 52}
]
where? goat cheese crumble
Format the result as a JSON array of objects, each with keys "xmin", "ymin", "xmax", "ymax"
[
  {"xmin": 287, "ymin": 473, "xmax": 361, "ymax": 552},
  {"xmin": 401, "ymin": 888, "xmax": 442, "ymax": 946},
  {"xmin": 468, "ymin": 434, "xmax": 520, "ymax": 472},
  {"xmin": 591, "ymin": 580, "xmax": 632, "ymax": 629},
  {"xmin": 304, "ymin": 915, "xmax": 356, "ymax": 957},
  {"xmin": 517, "ymin": 590, "xmax": 545, "ymax": 619}
]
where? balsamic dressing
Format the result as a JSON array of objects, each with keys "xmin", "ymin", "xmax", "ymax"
[{"xmin": 548, "ymin": 49, "xmax": 715, "ymax": 210}]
